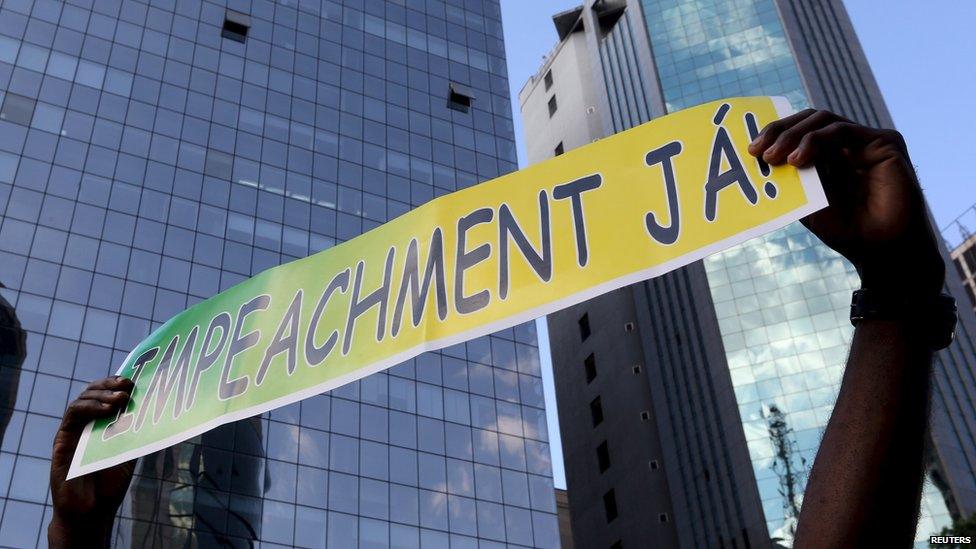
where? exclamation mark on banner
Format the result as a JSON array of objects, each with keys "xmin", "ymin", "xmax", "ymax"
[{"xmin": 745, "ymin": 112, "xmax": 778, "ymax": 199}]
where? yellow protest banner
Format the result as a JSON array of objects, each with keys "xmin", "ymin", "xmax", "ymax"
[{"xmin": 70, "ymin": 96, "xmax": 825, "ymax": 479}]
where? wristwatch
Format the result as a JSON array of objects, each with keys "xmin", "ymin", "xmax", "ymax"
[{"xmin": 850, "ymin": 289, "xmax": 958, "ymax": 350}]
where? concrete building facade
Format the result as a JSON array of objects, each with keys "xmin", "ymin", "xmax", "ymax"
[
  {"xmin": 0, "ymin": 0, "xmax": 561, "ymax": 547},
  {"xmin": 520, "ymin": 1, "xmax": 976, "ymax": 547}
]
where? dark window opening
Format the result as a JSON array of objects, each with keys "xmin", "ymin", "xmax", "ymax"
[
  {"xmin": 649, "ymin": 459, "xmax": 660, "ymax": 470},
  {"xmin": 548, "ymin": 95, "xmax": 558, "ymax": 117},
  {"xmin": 954, "ymin": 257, "xmax": 967, "ymax": 280},
  {"xmin": 658, "ymin": 513, "xmax": 669, "ymax": 523},
  {"xmin": 554, "ymin": 142, "xmax": 564, "ymax": 156},
  {"xmin": 584, "ymin": 353, "xmax": 596, "ymax": 383},
  {"xmin": 964, "ymin": 246, "xmax": 976, "ymax": 275},
  {"xmin": 579, "ymin": 313, "xmax": 591, "ymax": 340},
  {"xmin": 640, "ymin": 410, "xmax": 650, "ymax": 421},
  {"xmin": 603, "ymin": 489, "xmax": 618, "ymax": 522},
  {"xmin": 448, "ymin": 82, "xmax": 474, "ymax": 113},
  {"xmin": 610, "ymin": 542, "xmax": 623, "ymax": 549},
  {"xmin": 590, "ymin": 396, "xmax": 604, "ymax": 426},
  {"xmin": 597, "ymin": 441, "xmax": 610, "ymax": 472},
  {"xmin": 222, "ymin": 10, "xmax": 250, "ymax": 43},
  {"xmin": 544, "ymin": 69, "xmax": 554, "ymax": 91}
]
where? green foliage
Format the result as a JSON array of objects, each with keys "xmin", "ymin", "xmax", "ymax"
[{"xmin": 931, "ymin": 513, "xmax": 976, "ymax": 547}]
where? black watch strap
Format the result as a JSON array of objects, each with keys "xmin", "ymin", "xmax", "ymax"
[{"xmin": 850, "ymin": 289, "xmax": 957, "ymax": 350}]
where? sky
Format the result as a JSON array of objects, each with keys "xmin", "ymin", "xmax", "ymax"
[{"xmin": 499, "ymin": 0, "xmax": 976, "ymax": 490}]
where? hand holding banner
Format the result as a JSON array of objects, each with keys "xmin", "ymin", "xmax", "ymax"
[{"xmin": 68, "ymin": 96, "xmax": 826, "ymax": 479}]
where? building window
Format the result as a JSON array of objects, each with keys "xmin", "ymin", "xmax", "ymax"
[
  {"xmin": 584, "ymin": 353, "xmax": 596, "ymax": 383},
  {"xmin": 964, "ymin": 246, "xmax": 976, "ymax": 274},
  {"xmin": 597, "ymin": 441, "xmax": 610, "ymax": 472},
  {"xmin": 954, "ymin": 257, "xmax": 967, "ymax": 279},
  {"xmin": 603, "ymin": 489, "xmax": 618, "ymax": 522},
  {"xmin": 579, "ymin": 313, "xmax": 591, "ymax": 340},
  {"xmin": 222, "ymin": 10, "xmax": 250, "ymax": 43},
  {"xmin": 548, "ymin": 95, "xmax": 558, "ymax": 117},
  {"xmin": 448, "ymin": 82, "xmax": 474, "ymax": 113},
  {"xmin": 649, "ymin": 459, "xmax": 660, "ymax": 470},
  {"xmin": 554, "ymin": 142, "xmax": 564, "ymax": 156},
  {"xmin": 610, "ymin": 542, "xmax": 623, "ymax": 549},
  {"xmin": 658, "ymin": 513, "xmax": 670, "ymax": 523},
  {"xmin": 0, "ymin": 93, "xmax": 36, "ymax": 126},
  {"xmin": 544, "ymin": 69, "xmax": 553, "ymax": 91},
  {"xmin": 590, "ymin": 396, "xmax": 604, "ymax": 426}
]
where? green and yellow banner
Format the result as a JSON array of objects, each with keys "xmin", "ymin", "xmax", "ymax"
[{"xmin": 69, "ymin": 97, "xmax": 826, "ymax": 478}]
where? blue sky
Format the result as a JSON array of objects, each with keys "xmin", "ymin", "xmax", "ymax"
[{"xmin": 500, "ymin": 0, "xmax": 976, "ymax": 490}]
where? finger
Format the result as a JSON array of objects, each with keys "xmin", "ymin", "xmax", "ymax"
[
  {"xmin": 61, "ymin": 397, "xmax": 126, "ymax": 432},
  {"xmin": 787, "ymin": 122, "xmax": 881, "ymax": 167},
  {"xmin": 761, "ymin": 110, "xmax": 851, "ymax": 165},
  {"xmin": 844, "ymin": 128, "xmax": 909, "ymax": 167},
  {"xmin": 77, "ymin": 388, "xmax": 131, "ymax": 405},
  {"xmin": 747, "ymin": 108, "xmax": 816, "ymax": 156},
  {"xmin": 85, "ymin": 376, "xmax": 134, "ymax": 393},
  {"xmin": 51, "ymin": 398, "xmax": 125, "ymax": 483}
]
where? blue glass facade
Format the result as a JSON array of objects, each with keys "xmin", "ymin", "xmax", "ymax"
[
  {"xmin": 638, "ymin": 0, "xmax": 952, "ymax": 543},
  {"xmin": 0, "ymin": 0, "xmax": 559, "ymax": 546}
]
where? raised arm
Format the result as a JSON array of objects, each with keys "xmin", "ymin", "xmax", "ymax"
[
  {"xmin": 749, "ymin": 109, "xmax": 952, "ymax": 547},
  {"xmin": 49, "ymin": 376, "xmax": 137, "ymax": 548}
]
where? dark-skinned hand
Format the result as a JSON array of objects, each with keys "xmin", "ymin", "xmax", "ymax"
[
  {"xmin": 49, "ymin": 376, "xmax": 136, "ymax": 548},
  {"xmin": 748, "ymin": 108, "xmax": 945, "ymax": 294}
]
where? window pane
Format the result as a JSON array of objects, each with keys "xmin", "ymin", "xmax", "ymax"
[
  {"xmin": 1, "ymin": 94, "xmax": 36, "ymax": 126},
  {"xmin": 76, "ymin": 60, "xmax": 106, "ymax": 89}
]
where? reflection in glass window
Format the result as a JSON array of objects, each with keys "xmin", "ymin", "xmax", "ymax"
[
  {"xmin": 294, "ymin": 505, "xmax": 327, "ymax": 547},
  {"xmin": 328, "ymin": 511, "xmax": 359, "ymax": 547},
  {"xmin": 0, "ymin": 35, "xmax": 20, "ymax": 63},
  {"xmin": 0, "ymin": 500, "xmax": 44, "ymax": 547},
  {"xmin": 0, "ymin": 94, "xmax": 36, "ymax": 126},
  {"xmin": 76, "ymin": 60, "xmax": 106, "ymax": 89},
  {"xmin": 360, "ymin": 477, "xmax": 389, "ymax": 520},
  {"xmin": 0, "ymin": 151, "xmax": 18, "ymax": 183},
  {"xmin": 47, "ymin": 52, "xmax": 78, "ymax": 80},
  {"xmin": 419, "ymin": 489, "xmax": 448, "ymax": 530},
  {"xmin": 447, "ymin": 458, "xmax": 475, "ymax": 496},
  {"xmin": 204, "ymin": 149, "xmax": 234, "ymax": 179},
  {"xmin": 505, "ymin": 505, "xmax": 534, "ymax": 545},
  {"xmin": 361, "ymin": 439, "xmax": 389, "ymax": 480},
  {"xmin": 31, "ymin": 103, "xmax": 65, "ymax": 134},
  {"xmin": 296, "ymin": 465, "xmax": 328, "ymax": 508},
  {"xmin": 502, "ymin": 469, "xmax": 531, "ymax": 507}
]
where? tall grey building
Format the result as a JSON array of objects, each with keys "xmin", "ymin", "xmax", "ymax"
[
  {"xmin": 520, "ymin": 1, "xmax": 976, "ymax": 548},
  {"xmin": 0, "ymin": 0, "xmax": 561, "ymax": 547}
]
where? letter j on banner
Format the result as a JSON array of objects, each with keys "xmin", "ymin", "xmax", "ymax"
[{"xmin": 68, "ymin": 97, "xmax": 826, "ymax": 479}]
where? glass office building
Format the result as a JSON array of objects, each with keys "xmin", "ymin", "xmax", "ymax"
[
  {"xmin": 523, "ymin": 1, "xmax": 976, "ymax": 547},
  {"xmin": 0, "ymin": 0, "xmax": 560, "ymax": 547},
  {"xmin": 638, "ymin": 0, "xmax": 954, "ymax": 541}
]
